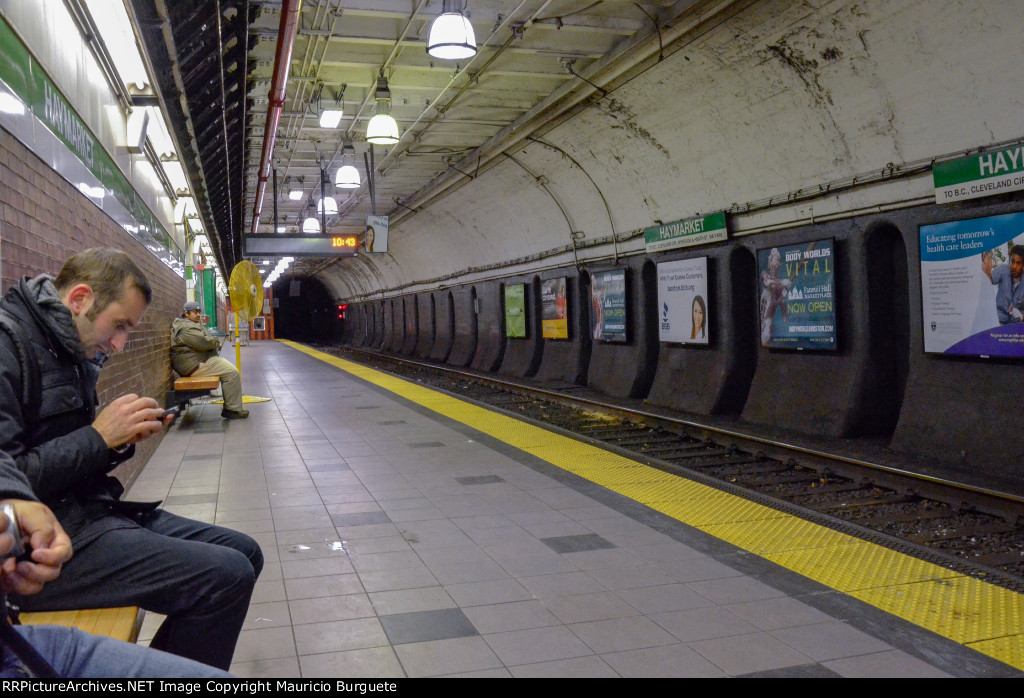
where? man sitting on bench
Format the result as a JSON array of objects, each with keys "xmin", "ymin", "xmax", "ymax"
[
  {"xmin": 171, "ymin": 302, "xmax": 247, "ymax": 419},
  {"xmin": 0, "ymin": 249, "xmax": 261, "ymax": 671}
]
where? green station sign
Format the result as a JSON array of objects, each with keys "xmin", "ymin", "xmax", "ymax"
[
  {"xmin": 644, "ymin": 212, "xmax": 727, "ymax": 253},
  {"xmin": 0, "ymin": 16, "xmax": 182, "ymax": 264},
  {"xmin": 933, "ymin": 145, "xmax": 1024, "ymax": 204}
]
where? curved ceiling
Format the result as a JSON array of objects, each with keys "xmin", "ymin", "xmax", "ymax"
[
  {"xmin": 134, "ymin": 0, "xmax": 1024, "ymax": 302},
  {"xmin": 133, "ymin": 0, "xmax": 736, "ymax": 277}
]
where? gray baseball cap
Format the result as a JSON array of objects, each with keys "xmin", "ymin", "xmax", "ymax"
[{"xmin": 183, "ymin": 301, "xmax": 202, "ymax": 313}]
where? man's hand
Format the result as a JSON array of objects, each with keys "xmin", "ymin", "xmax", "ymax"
[
  {"xmin": 0, "ymin": 500, "xmax": 72, "ymax": 596},
  {"xmin": 91, "ymin": 394, "xmax": 165, "ymax": 449},
  {"xmin": 981, "ymin": 250, "xmax": 994, "ymax": 280}
]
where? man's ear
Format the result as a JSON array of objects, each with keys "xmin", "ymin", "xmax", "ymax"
[{"xmin": 63, "ymin": 283, "xmax": 94, "ymax": 316}]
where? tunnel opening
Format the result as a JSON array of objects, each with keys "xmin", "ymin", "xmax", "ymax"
[{"xmin": 270, "ymin": 276, "xmax": 343, "ymax": 344}]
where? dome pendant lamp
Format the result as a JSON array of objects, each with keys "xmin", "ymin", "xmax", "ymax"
[
  {"xmin": 366, "ymin": 74, "xmax": 400, "ymax": 145},
  {"xmin": 335, "ymin": 143, "xmax": 361, "ymax": 189},
  {"xmin": 427, "ymin": 0, "xmax": 477, "ymax": 61},
  {"xmin": 302, "ymin": 202, "xmax": 320, "ymax": 233},
  {"xmin": 317, "ymin": 197, "xmax": 338, "ymax": 215}
]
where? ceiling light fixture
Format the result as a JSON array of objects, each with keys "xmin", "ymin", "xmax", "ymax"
[
  {"xmin": 317, "ymin": 84, "xmax": 346, "ymax": 128},
  {"xmin": 366, "ymin": 74, "xmax": 400, "ymax": 145},
  {"xmin": 335, "ymin": 143, "xmax": 360, "ymax": 189},
  {"xmin": 427, "ymin": 0, "xmax": 477, "ymax": 61},
  {"xmin": 302, "ymin": 202, "xmax": 320, "ymax": 233},
  {"xmin": 317, "ymin": 196, "xmax": 338, "ymax": 215},
  {"xmin": 288, "ymin": 176, "xmax": 304, "ymax": 200}
]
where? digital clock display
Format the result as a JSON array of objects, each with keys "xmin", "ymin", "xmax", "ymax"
[{"xmin": 242, "ymin": 234, "xmax": 360, "ymax": 257}]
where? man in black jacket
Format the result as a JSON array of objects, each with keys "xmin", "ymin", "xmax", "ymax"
[
  {"xmin": 0, "ymin": 248, "xmax": 262, "ymax": 671},
  {"xmin": 0, "ymin": 462, "xmax": 230, "ymax": 677}
]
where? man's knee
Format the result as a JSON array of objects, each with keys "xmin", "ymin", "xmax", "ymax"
[
  {"xmin": 231, "ymin": 531, "xmax": 264, "ymax": 579},
  {"xmin": 201, "ymin": 547, "xmax": 257, "ymax": 602}
]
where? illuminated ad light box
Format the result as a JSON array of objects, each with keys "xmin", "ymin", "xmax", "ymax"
[
  {"xmin": 242, "ymin": 234, "xmax": 358, "ymax": 257},
  {"xmin": 541, "ymin": 277, "xmax": 569, "ymax": 340},
  {"xmin": 657, "ymin": 258, "xmax": 709, "ymax": 344},
  {"xmin": 757, "ymin": 239, "xmax": 836, "ymax": 350},
  {"xmin": 920, "ymin": 211, "xmax": 1024, "ymax": 357},
  {"xmin": 504, "ymin": 283, "xmax": 527, "ymax": 338},
  {"xmin": 365, "ymin": 215, "xmax": 389, "ymax": 253},
  {"xmin": 590, "ymin": 269, "xmax": 628, "ymax": 342}
]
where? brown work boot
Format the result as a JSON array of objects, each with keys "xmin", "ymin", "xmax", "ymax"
[{"xmin": 221, "ymin": 408, "xmax": 249, "ymax": 419}]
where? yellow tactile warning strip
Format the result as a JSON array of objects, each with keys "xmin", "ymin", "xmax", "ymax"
[{"xmin": 279, "ymin": 340, "xmax": 1024, "ymax": 670}]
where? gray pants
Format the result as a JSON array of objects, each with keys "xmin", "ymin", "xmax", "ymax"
[{"xmin": 192, "ymin": 357, "xmax": 243, "ymax": 411}]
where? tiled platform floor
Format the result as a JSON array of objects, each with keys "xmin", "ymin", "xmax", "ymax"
[{"xmin": 127, "ymin": 342, "xmax": 1018, "ymax": 677}]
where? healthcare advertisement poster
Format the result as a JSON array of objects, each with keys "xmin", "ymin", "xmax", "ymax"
[
  {"xmin": 657, "ymin": 258, "xmax": 709, "ymax": 344},
  {"xmin": 920, "ymin": 212, "xmax": 1024, "ymax": 357},
  {"xmin": 590, "ymin": 269, "xmax": 628, "ymax": 342},
  {"xmin": 364, "ymin": 214, "xmax": 389, "ymax": 253},
  {"xmin": 757, "ymin": 239, "xmax": 837, "ymax": 350},
  {"xmin": 541, "ymin": 278, "xmax": 569, "ymax": 340},
  {"xmin": 504, "ymin": 283, "xmax": 527, "ymax": 338}
]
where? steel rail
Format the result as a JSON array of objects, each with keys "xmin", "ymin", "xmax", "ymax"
[{"xmin": 342, "ymin": 346, "xmax": 1024, "ymax": 511}]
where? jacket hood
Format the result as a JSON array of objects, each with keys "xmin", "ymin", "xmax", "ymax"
[{"xmin": 4, "ymin": 276, "xmax": 88, "ymax": 364}]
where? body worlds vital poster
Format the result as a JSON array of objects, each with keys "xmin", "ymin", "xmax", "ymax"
[{"xmin": 758, "ymin": 240, "xmax": 837, "ymax": 350}]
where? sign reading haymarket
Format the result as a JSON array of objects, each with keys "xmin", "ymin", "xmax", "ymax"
[
  {"xmin": 933, "ymin": 145, "xmax": 1024, "ymax": 204},
  {"xmin": 644, "ymin": 212, "xmax": 727, "ymax": 253}
]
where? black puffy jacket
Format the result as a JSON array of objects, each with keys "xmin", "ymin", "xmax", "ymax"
[{"xmin": 0, "ymin": 277, "xmax": 142, "ymax": 548}]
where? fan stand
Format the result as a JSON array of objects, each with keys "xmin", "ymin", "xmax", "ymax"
[{"xmin": 234, "ymin": 311, "xmax": 243, "ymax": 375}]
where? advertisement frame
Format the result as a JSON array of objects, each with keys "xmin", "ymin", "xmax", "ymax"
[
  {"xmin": 756, "ymin": 238, "xmax": 838, "ymax": 351},
  {"xmin": 589, "ymin": 268, "xmax": 629, "ymax": 343},
  {"xmin": 541, "ymin": 277, "xmax": 570, "ymax": 340},
  {"xmin": 919, "ymin": 211, "xmax": 1024, "ymax": 358},
  {"xmin": 656, "ymin": 257, "xmax": 710, "ymax": 345},
  {"xmin": 504, "ymin": 283, "xmax": 527, "ymax": 339}
]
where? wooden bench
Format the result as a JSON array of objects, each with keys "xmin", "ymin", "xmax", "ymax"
[
  {"xmin": 20, "ymin": 606, "xmax": 143, "ymax": 643},
  {"xmin": 168, "ymin": 376, "xmax": 220, "ymax": 413}
]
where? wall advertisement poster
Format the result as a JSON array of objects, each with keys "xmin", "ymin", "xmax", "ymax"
[
  {"xmin": 656, "ymin": 258, "xmax": 709, "ymax": 344},
  {"xmin": 541, "ymin": 278, "xmax": 569, "ymax": 339},
  {"xmin": 757, "ymin": 239, "xmax": 837, "ymax": 350},
  {"xmin": 504, "ymin": 283, "xmax": 527, "ymax": 338},
  {"xmin": 920, "ymin": 212, "xmax": 1024, "ymax": 357},
  {"xmin": 590, "ymin": 269, "xmax": 627, "ymax": 342},
  {"xmin": 365, "ymin": 215, "xmax": 389, "ymax": 253}
]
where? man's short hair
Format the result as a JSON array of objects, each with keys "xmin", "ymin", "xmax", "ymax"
[
  {"xmin": 54, "ymin": 248, "xmax": 152, "ymax": 318},
  {"xmin": 1010, "ymin": 244, "xmax": 1024, "ymax": 261}
]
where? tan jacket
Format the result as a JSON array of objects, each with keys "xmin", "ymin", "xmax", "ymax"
[{"xmin": 170, "ymin": 316, "xmax": 220, "ymax": 376}]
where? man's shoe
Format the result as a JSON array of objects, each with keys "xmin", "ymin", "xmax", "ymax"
[{"xmin": 221, "ymin": 408, "xmax": 249, "ymax": 419}]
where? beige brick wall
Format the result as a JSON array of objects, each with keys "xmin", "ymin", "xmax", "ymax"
[{"xmin": 0, "ymin": 127, "xmax": 185, "ymax": 490}]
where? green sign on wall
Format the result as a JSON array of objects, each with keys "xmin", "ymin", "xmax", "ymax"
[
  {"xmin": 202, "ymin": 268, "xmax": 217, "ymax": 327},
  {"xmin": 644, "ymin": 212, "xmax": 728, "ymax": 253},
  {"xmin": 933, "ymin": 145, "xmax": 1024, "ymax": 204},
  {"xmin": 0, "ymin": 16, "xmax": 182, "ymax": 265},
  {"xmin": 504, "ymin": 284, "xmax": 526, "ymax": 338}
]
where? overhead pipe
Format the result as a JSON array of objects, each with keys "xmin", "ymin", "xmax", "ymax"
[{"xmin": 251, "ymin": 0, "xmax": 303, "ymax": 235}]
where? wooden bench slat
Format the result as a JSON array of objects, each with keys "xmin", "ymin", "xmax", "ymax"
[
  {"xmin": 173, "ymin": 376, "xmax": 220, "ymax": 391},
  {"xmin": 20, "ymin": 606, "xmax": 142, "ymax": 643}
]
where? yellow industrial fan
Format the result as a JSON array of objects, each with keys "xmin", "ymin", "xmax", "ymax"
[{"xmin": 227, "ymin": 260, "xmax": 263, "ymax": 376}]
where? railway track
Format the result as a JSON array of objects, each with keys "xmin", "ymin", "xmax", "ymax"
[{"xmin": 317, "ymin": 344, "xmax": 1024, "ymax": 593}]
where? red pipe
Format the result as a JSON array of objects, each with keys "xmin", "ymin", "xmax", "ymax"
[{"xmin": 251, "ymin": 0, "xmax": 302, "ymax": 234}]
